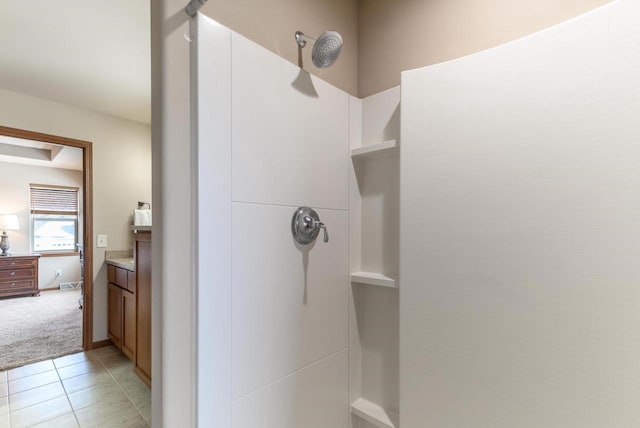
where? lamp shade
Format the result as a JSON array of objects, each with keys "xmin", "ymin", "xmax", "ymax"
[{"xmin": 0, "ymin": 215, "xmax": 19, "ymax": 231}]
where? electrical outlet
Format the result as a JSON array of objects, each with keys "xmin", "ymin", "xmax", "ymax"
[
  {"xmin": 97, "ymin": 234, "xmax": 108, "ymax": 248},
  {"xmin": 55, "ymin": 268, "xmax": 62, "ymax": 277}
]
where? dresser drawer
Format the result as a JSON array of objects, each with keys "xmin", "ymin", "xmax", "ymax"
[
  {"xmin": 0, "ymin": 258, "xmax": 36, "ymax": 269},
  {"xmin": 0, "ymin": 269, "xmax": 35, "ymax": 281},
  {"xmin": 0, "ymin": 279, "xmax": 35, "ymax": 292}
]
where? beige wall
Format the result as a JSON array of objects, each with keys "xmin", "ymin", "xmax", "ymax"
[
  {"xmin": 0, "ymin": 88, "xmax": 152, "ymax": 341},
  {"xmin": 201, "ymin": 0, "xmax": 359, "ymax": 96},
  {"xmin": 198, "ymin": 0, "xmax": 614, "ymax": 98},
  {"xmin": 0, "ymin": 161, "xmax": 83, "ymax": 288},
  {"xmin": 358, "ymin": 0, "xmax": 614, "ymax": 97}
]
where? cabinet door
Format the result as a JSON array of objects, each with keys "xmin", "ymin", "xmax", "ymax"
[
  {"xmin": 121, "ymin": 289, "xmax": 136, "ymax": 360},
  {"xmin": 107, "ymin": 283, "xmax": 122, "ymax": 348}
]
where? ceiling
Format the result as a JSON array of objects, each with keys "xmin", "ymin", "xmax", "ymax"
[
  {"xmin": 0, "ymin": 1, "xmax": 150, "ymax": 124},
  {"xmin": 0, "ymin": 135, "xmax": 83, "ymax": 171}
]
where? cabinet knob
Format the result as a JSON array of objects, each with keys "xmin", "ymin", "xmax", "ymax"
[
  {"xmin": 10, "ymin": 271, "xmax": 16, "ymax": 277},
  {"xmin": 10, "ymin": 282, "xmax": 15, "ymax": 288}
]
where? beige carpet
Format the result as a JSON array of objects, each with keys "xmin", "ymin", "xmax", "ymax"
[{"xmin": 0, "ymin": 289, "xmax": 82, "ymax": 370}]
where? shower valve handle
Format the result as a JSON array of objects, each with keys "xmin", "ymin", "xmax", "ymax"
[
  {"xmin": 292, "ymin": 207, "xmax": 329, "ymax": 245},
  {"xmin": 304, "ymin": 216, "xmax": 329, "ymax": 243}
]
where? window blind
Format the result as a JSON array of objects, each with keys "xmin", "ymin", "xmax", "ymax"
[{"xmin": 30, "ymin": 185, "xmax": 79, "ymax": 215}]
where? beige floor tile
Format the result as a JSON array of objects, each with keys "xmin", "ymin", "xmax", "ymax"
[
  {"xmin": 8, "ymin": 370, "xmax": 59, "ymax": 395},
  {"xmin": 57, "ymin": 359, "xmax": 105, "ymax": 380},
  {"xmin": 106, "ymin": 363, "xmax": 136, "ymax": 382},
  {"xmin": 137, "ymin": 399, "xmax": 152, "ymax": 424},
  {"xmin": 0, "ymin": 381, "xmax": 6, "ymax": 399},
  {"xmin": 53, "ymin": 351, "xmax": 97, "ymax": 369},
  {"xmin": 0, "ymin": 413, "xmax": 8, "ymax": 428},
  {"xmin": 120, "ymin": 378, "xmax": 150, "ymax": 409},
  {"xmin": 75, "ymin": 397, "xmax": 149, "ymax": 428},
  {"xmin": 0, "ymin": 372, "xmax": 5, "ymax": 383},
  {"xmin": 7, "ymin": 360, "xmax": 55, "ymax": 381},
  {"xmin": 30, "ymin": 412, "xmax": 80, "ymax": 428},
  {"xmin": 97, "ymin": 351, "xmax": 131, "ymax": 369},
  {"xmin": 92, "ymin": 345, "xmax": 121, "ymax": 358},
  {"xmin": 67, "ymin": 382, "xmax": 128, "ymax": 411},
  {"xmin": 62, "ymin": 370, "xmax": 116, "ymax": 394},
  {"xmin": 9, "ymin": 381, "xmax": 66, "ymax": 411},
  {"xmin": 10, "ymin": 396, "xmax": 72, "ymax": 428}
]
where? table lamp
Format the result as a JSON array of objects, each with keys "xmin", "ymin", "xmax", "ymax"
[{"xmin": 0, "ymin": 214, "xmax": 19, "ymax": 256}]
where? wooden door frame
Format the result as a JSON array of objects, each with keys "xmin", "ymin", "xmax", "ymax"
[{"xmin": 0, "ymin": 125, "xmax": 94, "ymax": 350}]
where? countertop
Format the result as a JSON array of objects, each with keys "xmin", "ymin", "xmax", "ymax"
[
  {"xmin": 130, "ymin": 225, "xmax": 152, "ymax": 233},
  {"xmin": 105, "ymin": 257, "xmax": 135, "ymax": 271}
]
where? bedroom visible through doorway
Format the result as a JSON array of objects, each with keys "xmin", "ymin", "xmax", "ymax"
[{"xmin": 0, "ymin": 126, "xmax": 93, "ymax": 371}]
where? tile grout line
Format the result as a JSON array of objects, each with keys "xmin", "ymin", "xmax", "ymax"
[
  {"xmin": 6, "ymin": 365, "xmax": 61, "ymax": 428},
  {"xmin": 231, "ymin": 347, "xmax": 348, "ymax": 404},
  {"xmin": 5, "ymin": 349, "xmax": 151, "ymax": 428},
  {"xmin": 96, "ymin": 351, "xmax": 151, "ymax": 427},
  {"xmin": 53, "ymin": 356, "xmax": 83, "ymax": 428}
]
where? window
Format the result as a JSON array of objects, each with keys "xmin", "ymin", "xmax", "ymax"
[{"xmin": 30, "ymin": 184, "xmax": 79, "ymax": 253}]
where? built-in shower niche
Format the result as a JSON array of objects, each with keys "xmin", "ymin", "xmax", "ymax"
[{"xmin": 349, "ymin": 86, "xmax": 400, "ymax": 428}]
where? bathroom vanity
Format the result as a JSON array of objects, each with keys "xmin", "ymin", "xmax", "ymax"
[
  {"xmin": 106, "ymin": 259, "xmax": 136, "ymax": 360},
  {"xmin": 106, "ymin": 229, "xmax": 151, "ymax": 387}
]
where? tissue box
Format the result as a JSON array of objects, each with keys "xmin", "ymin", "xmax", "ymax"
[{"xmin": 134, "ymin": 209, "xmax": 152, "ymax": 226}]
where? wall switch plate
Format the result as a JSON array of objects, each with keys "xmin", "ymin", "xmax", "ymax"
[
  {"xmin": 55, "ymin": 268, "xmax": 62, "ymax": 276},
  {"xmin": 97, "ymin": 234, "xmax": 108, "ymax": 248}
]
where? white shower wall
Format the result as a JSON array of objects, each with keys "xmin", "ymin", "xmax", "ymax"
[
  {"xmin": 195, "ymin": 14, "xmax": 350, "ymax": 428},
  {"xmin": 401, "ymin": 0, "xmax": 640, "ymax": 426}
]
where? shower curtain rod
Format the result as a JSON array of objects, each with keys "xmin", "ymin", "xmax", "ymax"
[{"xmin": 185, "ymin": 0, "xmax": 208, "ymax": 17}]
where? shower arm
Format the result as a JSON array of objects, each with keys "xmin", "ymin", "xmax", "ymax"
[
  {"xmin": 295, "ymin": 31, "xmax": 317, "ymax": 48},
  {"xmin": 185, "ymin": 0, "xmax": 208, "ymax": 17}
]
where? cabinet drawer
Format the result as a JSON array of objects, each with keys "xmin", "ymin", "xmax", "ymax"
[
  {"xmin": 108, "ymin": 264, "xmax": 135, "ymax": 291},
  {"xmin": 0, "ymin": 259, "xmax": 36, "ymax": 269},
  {"xmin": 108, "ymin": 265, "xmax": 128, "ymax": 288},
  {"xmin": 127, "ymin": 271, "xmax": 136, "ymax": 293},
  {"xmin": 0, "ymin": 279, "xmax": 34, "ymax": 292},
  {"xmin": 0, "ymin": 269, "xmax": 34, "ymax": 281},
  {"xmin": 108, "ymin": 265, "xmax": 116, "ymax": 284}
]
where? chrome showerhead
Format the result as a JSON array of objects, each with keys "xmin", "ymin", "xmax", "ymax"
[{"xmin": 295, "ymin": 30, "xmax": 343, "ymax": 68}]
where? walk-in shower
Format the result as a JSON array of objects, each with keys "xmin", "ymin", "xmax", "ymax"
[{"xmin": 295, "ymin": 30, "xmax": 343, "ymax": 68}]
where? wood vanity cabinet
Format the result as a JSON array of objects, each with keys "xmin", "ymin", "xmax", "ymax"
[
  {"xmin": 0, "ymin": 255, "xmax": 40, "ymax": 298},
  {"xmin": 107, "ymin": 264, "xmax": 136, "ymax": 360},
  {"xmin": 134, "ymin": 231, "xmax": 152, "ymax": 387}
]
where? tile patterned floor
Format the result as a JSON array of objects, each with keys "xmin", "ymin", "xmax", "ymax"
[{"xmin": 0, "ymin": 346, "xmax": 150, "ymax": 428}]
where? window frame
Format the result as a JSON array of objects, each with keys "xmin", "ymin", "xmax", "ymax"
[{"xmin": 29, "ymin": 184, "xmax": 80, "ymax": 255}]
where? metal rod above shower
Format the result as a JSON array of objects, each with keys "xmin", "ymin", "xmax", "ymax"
[{"xmin": 185, "ymin": 0, "xmax": 208, "ymax": 17}]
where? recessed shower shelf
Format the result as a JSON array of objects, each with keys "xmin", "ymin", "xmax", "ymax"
[
  {"xmin": 351, "ymin": 139, "xmax": 398, "ymax": 160},
  {"xmin": 351, "ymin": 398, "xmax": 399, "ymax": 428},
  {"xmin": 351, "ymin": 272, "xmax": 397, "ymax": 288}
]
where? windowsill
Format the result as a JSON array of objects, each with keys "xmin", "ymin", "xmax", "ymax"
[{"xmin": 37, "ymin": 252, "xmax": 80, "ymax": 258}]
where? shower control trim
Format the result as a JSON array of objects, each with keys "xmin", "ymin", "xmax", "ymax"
[{"xmin": 291, "ymin": 207, "xmax": 329, "ymax": 245}]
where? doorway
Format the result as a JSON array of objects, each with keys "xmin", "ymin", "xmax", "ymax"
[{"xmin": 0, "ymin": 125, "xmax": 94, "ymax": 351}]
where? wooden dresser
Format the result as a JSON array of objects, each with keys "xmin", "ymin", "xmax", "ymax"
[{"xmin": 0, "ymin": 255, "xmax": 40, "ymax": 298}]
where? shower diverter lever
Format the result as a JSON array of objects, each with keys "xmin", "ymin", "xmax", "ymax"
[
  {"xmin": 306, "ymin": 216, "xmax": 328, "ymax": 243},
  {"xmin": 291, "ymin": 207, "xmax": 329, "ymax": 245}
]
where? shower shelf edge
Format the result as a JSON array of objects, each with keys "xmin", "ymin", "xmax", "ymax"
[
  {"xmin": 351, "ymin": 139, "xmax": 398, "ymax": 160},
  {"xmin": 351, "ymin": 397, "xmax": 399, "ymax": 428},
  {"xmin": 350, "ymin": 271, "xmax": 397, "ymax": 288}
]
